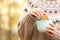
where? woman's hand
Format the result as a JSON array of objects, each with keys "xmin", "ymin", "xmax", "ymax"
[
  {"xmin": 46, "ymin": 23, "xmax": 56, "ymax": 39},
  {"xmin": 29, "ymin": 8, "xmax": 44, "ymax": 19}
]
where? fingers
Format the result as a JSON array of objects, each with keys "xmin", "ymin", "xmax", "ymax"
[
  {"xmin": 48, "ymin": 23, "xmax": 56, "ymax": 31},
  {"xmin": 47, "ymin": 25, "xmax": 56, "ymax": 31},
  {"xmin": 47, "ymin": 27, "xmax": 55, "ymax": 31},
  {"xmin": 49, "ymin": 23, "xmax": 55, "ymax": 27},
  {"xmin": 30, "ymin": 8, "xmax": 45, "ymax": 19},
  {"xmin": 46, "ymin": 23, "xmax": 56, "ymax": 38},
  {"xmin": 31, "ymin": 11, "xmax": 40, "ymax": 18},
  {"xmin": 35, "ymin": 9, "xmax": 44, "ymax": 17},
  {"xmin": 32, "ymin": 9, "xmax": 41, "ymax": 18},
  {"xmin": 46, "ymin": 23, "xmax": 56, "ymax": 34},
  {"xmin": 46, "ymin": 30, "xmax": 55, "ymax": 39},
  {"xmin": 46, "ymin": 28, "xmax": 55, "ymax": 35},
  {"xmin": 46, "ymin": 27, "xmax": 55, "ymax": 38},
  {"xmin": 40, "ymin": 10, "xmax": 45, "ymax": 16}
]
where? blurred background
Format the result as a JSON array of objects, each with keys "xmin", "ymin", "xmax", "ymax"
[{"xmin": 0, "ymin": 0, "xmax": 26, "ymax": 40}]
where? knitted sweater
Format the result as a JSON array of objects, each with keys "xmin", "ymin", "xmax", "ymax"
[{"xmin": 18, "ymin": 13, "xmax": 60, "ymax": 40}]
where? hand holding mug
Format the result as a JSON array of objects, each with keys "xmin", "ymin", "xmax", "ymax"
[{"xmin": 46, "ymin": 23, "xmax": 56, "ymax": 39}]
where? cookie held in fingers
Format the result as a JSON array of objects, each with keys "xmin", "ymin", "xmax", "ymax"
[{"xmin": 40, "ymin": 14, "xmax": 49, "ymax": 20}]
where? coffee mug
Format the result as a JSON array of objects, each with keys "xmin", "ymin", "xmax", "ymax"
[{"xmin": 36, "ymin": 20, "xmax": 52, "ymax": 32}]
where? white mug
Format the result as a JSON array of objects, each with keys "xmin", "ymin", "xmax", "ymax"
[{"xmin": 36, "ymin": 20, "xmax": 52, "ymax": 32}]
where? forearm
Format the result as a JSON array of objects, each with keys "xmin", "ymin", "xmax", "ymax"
[
  {"xmin": 18, "ymin": 13, "xmax": 37, "ymax": 40},
  {"xmin": 24, "ymin": 13, "xmax": 37, "ymax": 40}
]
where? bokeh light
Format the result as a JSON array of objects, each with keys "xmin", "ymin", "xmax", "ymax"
[{"xmin": 0, "ymin": 0, "xmax": 27, "ymax": 40}]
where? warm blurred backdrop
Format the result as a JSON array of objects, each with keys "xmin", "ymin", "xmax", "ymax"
[{"xmin": 0, "ymin": 0, "xmax": 26, "ymax": 40}]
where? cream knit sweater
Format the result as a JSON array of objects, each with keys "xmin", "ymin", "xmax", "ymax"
[{"xmin": 18, "ymin": 13, "xmax": 60, "ymax": 40}]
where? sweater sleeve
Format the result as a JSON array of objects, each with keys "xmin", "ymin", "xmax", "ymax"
[
  {"xmin": 54, "ymin": 30, "xmax": 60, "ymax": 40},
  {"xmin": 18, "ymin": 13, "xmax": 37, "ymax": 40}
]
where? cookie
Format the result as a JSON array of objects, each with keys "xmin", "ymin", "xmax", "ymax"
[{"xmin": 40, "ymin": 14, "xmax": 48, "ymax": 20}]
